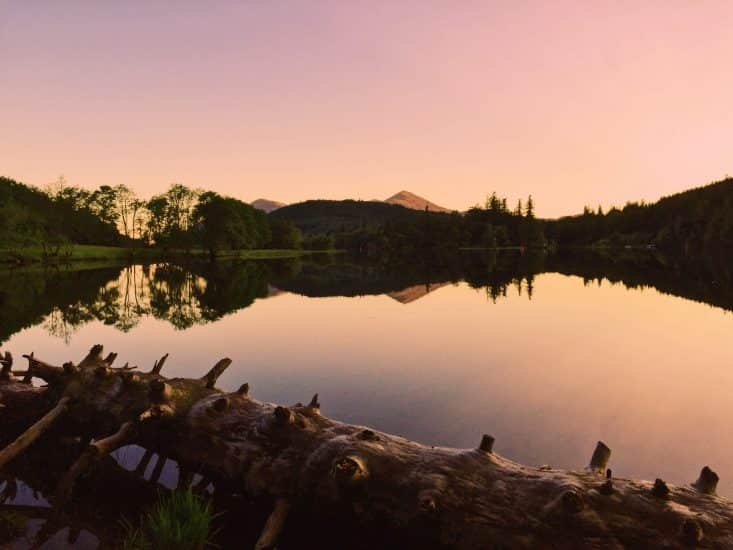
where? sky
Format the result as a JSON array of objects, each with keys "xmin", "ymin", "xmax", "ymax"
[{"xmin": 1, "ymin": 1, "xmax": 732, "ymax": 217}]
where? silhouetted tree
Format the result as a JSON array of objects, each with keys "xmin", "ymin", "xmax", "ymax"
[
  {"xmin": 193, "ymin": 192, "xmax": 270, "ymax": 258},
  {"xmin": 269, "ymin": 218, "xmax": 303, "ymax": 249}
]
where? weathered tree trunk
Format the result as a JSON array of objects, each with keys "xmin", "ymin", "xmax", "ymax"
[{"xmin": 1, "ymin": 345, "xmax": 732, "ymax": 549}]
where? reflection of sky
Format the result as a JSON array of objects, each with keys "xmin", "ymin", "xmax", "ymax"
[{"xmin": 6, "ymin": 273, "xmax": 733, "ymax": 496}]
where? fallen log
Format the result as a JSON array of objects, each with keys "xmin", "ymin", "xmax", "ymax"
[{"xmin": 0, "ymin": 345, "xmax": 732, "ymax": 549}]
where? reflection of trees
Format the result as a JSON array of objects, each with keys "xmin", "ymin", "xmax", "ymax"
[
  {"xmin": 458, "ymin": 250, "xmax": 544, "ymax": 302},
  {"xmin": 544, "ymin": 248, "xmax": 733, "ymax": 312},
  {"xmin": 147, "ymin": 264, "xmax": 206, "ymax": 329},
  {"xmin": 5, "ymin": 248, "xmax": 733, "ymax": 343},
  {"xmin": 0, "ymin": 266, "xmax": 124, "ymax": 343},
  {"xmin": 277, "ymin": 249, "xmax": 733, "ymax": 312},
  {"xmin": 271, "ymin": 251, "xmax": 547, "ymax": 305},
  {"xmin": 195, "ymin": 262, "xmax": 270, "ymax": 322},
  {"xmin": 43, "ymin": 272, "xmax": 132, "ymax": 339},
  {"xmin": 37, "ymin": 261, "xmax": 274, "ymax": 338},
  {"xmin": 461, "ymin": 247, "xmax": 733, "ymax": 311}
]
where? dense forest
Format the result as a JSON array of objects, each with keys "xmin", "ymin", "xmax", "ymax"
[
  {"xmin": 0, "ymin": 176, "xmax": 544, "ymax": 259},
  {"xmin": 272, "ymin": 193, "xmax": 545, "ymax": 257},
  {"xmin": 0, "ymin": 177, "xmax": 273, "ymax": 258},
  {"xmin": 273, "ymin": 178, "xmax": 733, "ymax": 256},
  {"xmin": 546, "ymin": 177, "xmax": 733, "ymax": 253},
  {"xmin": 0, "ymin": 176, "xmax": 120, "ymax": 250},
  {"xmin": 2, "ymin": 174, "xmax": 733, "ymax": 260}
]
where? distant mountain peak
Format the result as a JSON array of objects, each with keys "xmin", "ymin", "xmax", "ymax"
[
  {"xmin": 384, "ymin": 191, "xmax": 451, "ymax": 212},
  {"xmin": 252, "ymin": 198, "xmax": 286, "ymax": 213}
]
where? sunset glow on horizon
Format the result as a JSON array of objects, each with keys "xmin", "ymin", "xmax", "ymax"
[{"xmin": 2, "ymin": 1, "xmax": 732, "ymax": 216}]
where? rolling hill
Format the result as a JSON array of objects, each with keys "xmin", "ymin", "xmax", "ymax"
[
  {"xmin": 269, "ymin": 199, "xmax": 451, "ymax": 235},
  {"xmin": 545, "ymin": 177, "xmax": 733, "ymax": 251}
]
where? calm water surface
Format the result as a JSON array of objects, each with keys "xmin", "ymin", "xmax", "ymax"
[{"xmin": 2, "ymin": 252, "xmax": 733, "ymax": 500}]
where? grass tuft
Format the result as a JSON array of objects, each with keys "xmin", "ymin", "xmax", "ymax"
[{"xmin": 120, "ymin": 489, "xmax": 216, "ymax": 550}]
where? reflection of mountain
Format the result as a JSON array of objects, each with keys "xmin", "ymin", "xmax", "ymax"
[
  {"xmin": 267, "ymin": 284, "xmax": 286, "ymax": 298},
  {"xmin": 270, "ymin": 260, "xmax": 461, "ymax": 299},
  {"xmin": 2, "ymin": 248, "xmax": 733, "ymax": 343},
  {"xmin": 387, "ymin": 282, "xmax": 450, "ymax": 304}
]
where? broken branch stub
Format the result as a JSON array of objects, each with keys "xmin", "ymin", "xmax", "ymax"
[
  {"xmin": 150, "ymin": 353, "xmax": 169, "ymax": 375},
  {"xmin": 693, "ymin": 466, "xmax": 719, "ymax": 495},
  {"xmin": 0, "ymin": 352, "xmax": 13, "ymax": 380},
  {"xmin": 0, "ymin": 346, "xmax": 733, "ymax": 549},
  {"xmin": 254, "ymin": 498, "xmax": 291, "ymax": 550},
  {"xmin": 588, "ymin": 441, "xmax": 611, "ymax": 473},
  {"xmin": 479, "ymin": 434, "xmax": 495, "ymax": 453},
  {"xmin": 201, "ymin": 358, "xmax": 232, "ymax": 388}
]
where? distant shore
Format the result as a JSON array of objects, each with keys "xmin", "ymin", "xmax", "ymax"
[{"xmin": 0, "ymin": 245, "xmax": 339, "ymax": 265}]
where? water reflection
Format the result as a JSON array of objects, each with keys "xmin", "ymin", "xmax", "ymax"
[
  {"xmin": 1, "ymin": 250, "xmax": 732, "ymax": 344},
  {"xmin": 2, "ymin": 250, "xmax": 733, "ymax": 546},
  {"xmin": 0, "ymin": 262, "xmax": 273, "ymax": 342}
]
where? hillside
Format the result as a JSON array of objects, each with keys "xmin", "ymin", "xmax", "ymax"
[
  {"xmin": 251, "ymin": 198, "xmax": 286, "ymax": 213},
  {"xmin": 385, "ymin": 190, "xmax": 451, "ymax": 212},
  {"xmin": 269, "ymin": 199, "xmax": 449, "ymax": 235},
  {"xmin": 546, "ymin": 177, "xmax": 733, "ymax": 252}
]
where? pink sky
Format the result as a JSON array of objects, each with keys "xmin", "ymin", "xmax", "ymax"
[{"xmin": 1, "ymin": 1, "xmax": 732, "ymax": 216}]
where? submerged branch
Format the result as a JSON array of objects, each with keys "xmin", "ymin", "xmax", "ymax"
[{"xmin": 255, "ymin": 498, "xmax": 291, "ymax": 550}]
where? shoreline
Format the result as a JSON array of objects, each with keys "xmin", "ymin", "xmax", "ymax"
[{"xmin": 0, "ymin": 245, "xmax": 342, "ymax": 265}]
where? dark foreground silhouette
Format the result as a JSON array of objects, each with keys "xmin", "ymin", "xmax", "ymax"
[{"xmin": 0, "ymin": 346, "xmax": 731, "ymax": 548}]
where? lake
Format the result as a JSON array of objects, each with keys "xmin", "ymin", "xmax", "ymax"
[{"xmin": 1, "ymin": 250, "xmax": 733, "ymax": 544}]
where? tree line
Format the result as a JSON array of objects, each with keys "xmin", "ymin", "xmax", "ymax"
[
  {"xmin": 0, "ymin": 176, "xmax": 306, "ymax": 258},
  {"xmin": 1, "ymin": 176, "xmax": 546, "ymax": 260},
  {"xmin": 545, "ymin": 177, "xmax": 733, "ymax": 253},
  {"xmin": 3, "ymin": 173, "xmax": 732, "ymax": 260},
  {"xmin": 272, "ymin": 192, "xmax": 546, "ymax": 259}
]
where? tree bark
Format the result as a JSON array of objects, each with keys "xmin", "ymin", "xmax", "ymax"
[
  {"xmin": 255, "ymin": 498, "xmax": 291, "ymax": 550},
  {"xmin": 0, "ymin": 345, "xmax": 732, "ymax": 549}
]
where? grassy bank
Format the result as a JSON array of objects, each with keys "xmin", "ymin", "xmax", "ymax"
[{"xmin": 0, "ymin": 245, "xmax": 338, "ymax": 264}]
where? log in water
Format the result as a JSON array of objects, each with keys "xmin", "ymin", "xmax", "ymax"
[{"xmin": 0, "ymin": 345, "xmax": 732, "ymax": 548}]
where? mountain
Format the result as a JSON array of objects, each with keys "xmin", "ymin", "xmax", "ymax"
[
  {"xmin": 258, "ymin": 191, "xmax": 449, "ymax": 216},
  {"xmin": 251, "ymin": 198, "xmax": 286, "ymax": 213},
  {"xmin": 270, "ymin": 199, "xmax": 451, "ymax": 235},
  {"xmin": 384, "ymin": 191, "xmax": 451, "ymax": 213}
]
